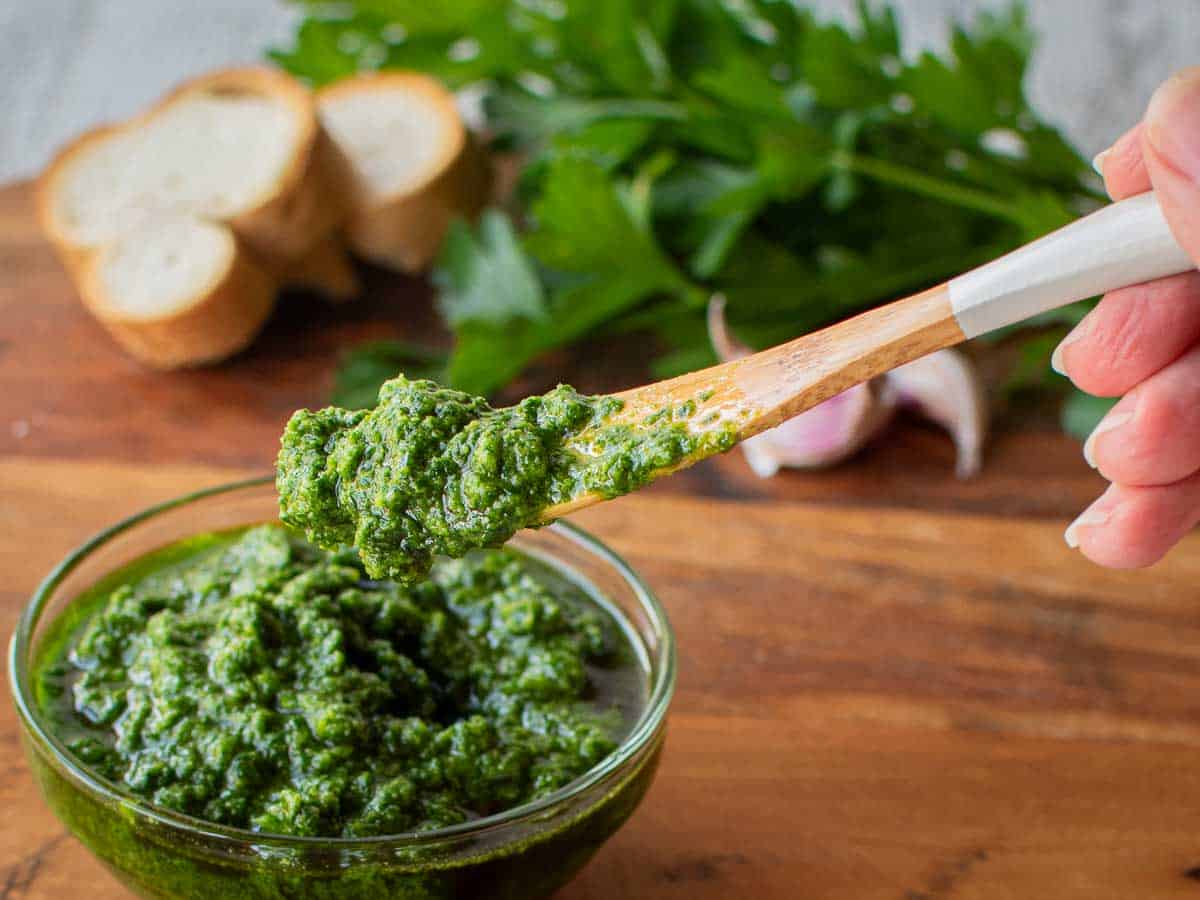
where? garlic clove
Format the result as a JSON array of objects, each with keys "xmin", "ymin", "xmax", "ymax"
[
  {"xmin": 741, "ymin": 382, "xmax": 896, "ymax": 475},
  {"xmin": 705, "ymin": 293, "xmax": 754, "ymax": 362},
  {"xmin": 708, "ymin": 295, "xmax": 898, "ymax": 474},
  {"xmin": 707, "ymin": 296, "xmax": 989, "ymax": 479},
  {"xmin": 883, "ymin": 349, "xmax": 988, "ymax": 478}
]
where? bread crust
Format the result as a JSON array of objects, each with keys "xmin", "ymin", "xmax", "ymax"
[
  {"xmin": 35, "ymin": 123, "xmax": 124, "ymax": 277},
  {"xmin": 77, "ymin": 224, "xmax": 277, "ymax": 369}
]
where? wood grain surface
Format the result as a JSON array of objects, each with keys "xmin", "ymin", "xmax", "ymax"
[{"xmin": 3, "ymin": 179, "xmax": 1200, "ymax": 899}]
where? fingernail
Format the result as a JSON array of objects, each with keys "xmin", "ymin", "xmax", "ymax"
[
  {"xmin": 1064, "ymin": 505, "xmax": 1113, "ymax": 549},
  {"xmin": 1092, "ymin": 149, "xmax": 1110, "ymax": 176},
  {"xmin": 1082, "ymin": 410, "xmax": 1132, "ymax": 468},
  {"xmin": 1145, "ymin": 67, "xmax": 1200, "ymax": 181},
  {"xmin": 1050, "ymin": 323, "xmax": 1087, "ymax": 377}
]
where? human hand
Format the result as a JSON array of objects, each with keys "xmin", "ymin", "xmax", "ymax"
[{"xmin": 1055, "ymin": 68, "xmax": 1200, "ymax": 567}]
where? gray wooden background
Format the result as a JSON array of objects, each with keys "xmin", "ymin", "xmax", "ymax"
[{"xmin": 1, "ymin": 0, "xmax": 1196, "ymax": 184}]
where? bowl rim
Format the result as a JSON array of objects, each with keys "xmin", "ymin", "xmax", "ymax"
[{"xmin": 9, "ymin": 476, "xmax": 676, "ymax": 850}]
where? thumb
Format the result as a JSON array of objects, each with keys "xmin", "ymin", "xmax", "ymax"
[{"xmin": 1144, "ymin": 67, "xmax": 1200, "ymax": 265}]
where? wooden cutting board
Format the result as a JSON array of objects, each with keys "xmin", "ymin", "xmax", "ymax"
[{"xmin": 3, "ymin": 180, "xmax": 1200, "ymax": 899}]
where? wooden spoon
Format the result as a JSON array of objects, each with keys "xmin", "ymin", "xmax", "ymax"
[{"xmin": 543, "ymin": 191, "xmax": 1196, "ymax": 519}]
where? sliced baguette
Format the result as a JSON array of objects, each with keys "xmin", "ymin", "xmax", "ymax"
[
  {"xmin": 77, "ymin": 218, "xmax": 276, "ymax": 369},
  {"xmin": 38, "ymin": 66, "xmax": 351, "ymax": 270},
  {"xmin": 317, "ymin": 73, "xmax": 491, "ymax": 273},
  {"xmin": 36, "ymin": 66, "xmax": 361, "ymax": 365}
]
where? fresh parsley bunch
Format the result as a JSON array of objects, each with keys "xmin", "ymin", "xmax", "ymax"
[{"xmin": 275, "ymin": 0, "xmax": 1104, "ymax": 434}]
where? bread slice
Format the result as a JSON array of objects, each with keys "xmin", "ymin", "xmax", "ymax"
[
  {"xmin": 163, "ymin": 67, "xmax": 354, "ymax": 266},
  {"xmin": 36, "ymin": 66, "xmax": 361, "ymax": 365},
  {"xmin": 38, "ymin": 67, "xmax": 351, "ymax": 270},
  {"xmin": 317, "ymin": 73, "xmax": 491, "ymax": 273},
  {"xmin": 77, "ymin": 218, "xmax": 276, "ymax": 369}
]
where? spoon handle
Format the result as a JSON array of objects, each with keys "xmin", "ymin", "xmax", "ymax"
[
  {"xmin": 542, "ymin": 196, "xmax": 1197, "ymax": 519},
  {"xmin": 697, "ymin": 192, "xmax": 1198, "ymax": 434},
  {"xmin": 948, "ymin": 191, "xmax": 1195, "ymax": 338}
]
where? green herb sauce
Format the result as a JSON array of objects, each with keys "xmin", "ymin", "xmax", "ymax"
[
  {"xmin": 277, "ymin": 377, "xmax": 735, "ymax": 582},
  {"xmin": 35, "ymin": 525, "xmax": 644, "ymax": 839}
]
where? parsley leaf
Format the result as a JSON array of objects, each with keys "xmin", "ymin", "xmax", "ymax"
[
  {"xmin": 436, "ymin": 211, "xmax": 545, "ymax": 329},
  {"xmin": 443, "ymin": 154, "xmax": 700, "ymax": 396}
]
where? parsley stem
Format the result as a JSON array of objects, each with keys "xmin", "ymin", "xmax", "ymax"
[{"xmin": 837, "ymin": 153, "xmax": 1027, "ymax": 225}]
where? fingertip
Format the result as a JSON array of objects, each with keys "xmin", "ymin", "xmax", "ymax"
[
  {"xmin": 1142, "ymin": 68, "xmax": 1200, "ymax": 266},
  {"xmin": 1100, "ymin": 123, "xmax": 1152, "ymax": 200},
  {"xmin": 1087, "ymin": 344, "xmax": 1200, "ymax": 487},
  {"xmin": 1052, "ymin": 274, "xmax": 1200, "ymax": 398},
  {"xmin": 1049, "ymin": 339, "xmax": 1067, "ymax": 377},
  {"xmin": 1068, "ymin": 492, "xmax": 1166, "ymax": 569},
  {"xmin": 1064, "ymin": 502, "xmax": 1110, "ymax": 550},
  {"xmin": 1144, "ymin": 66, "xmax": 1200, "ymax": 146},
  {"xmin": 1076, "ymin": 535, "xmax": 1167, "ymax": 570},
  {"xmin": 1049, "ymin": 308, "xmax": 1117, "ymax": 398},
  {"xmin": 1068, "ymin": 477, "xmax": 1200, "ymax": 569},
  {"xmin": 1081, "ymin": 405, "xmax": 1133, "ymax": 472}
]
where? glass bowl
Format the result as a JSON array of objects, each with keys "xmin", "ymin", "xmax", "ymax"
[{"xmin": 9, "ymin": 477, "xmax": 675, "ymax": 900}]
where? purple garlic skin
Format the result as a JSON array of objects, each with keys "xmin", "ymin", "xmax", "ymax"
[{"xmin": 707, "ymin": 296, "xmax": 989, "ymax": 479}]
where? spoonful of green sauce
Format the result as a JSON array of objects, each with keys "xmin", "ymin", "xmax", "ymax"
[{"xmin": 277, "ymin": 376, "xmax": 736, "ymax": 582}]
